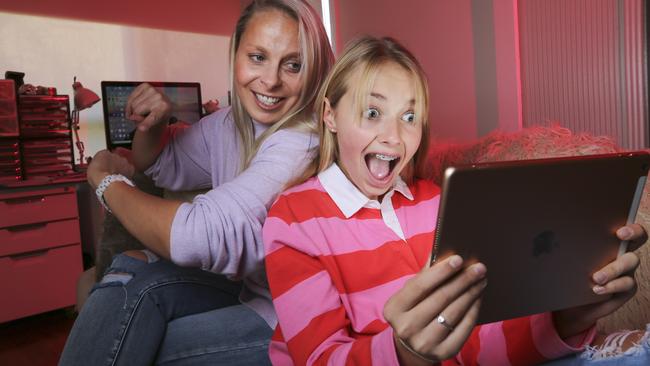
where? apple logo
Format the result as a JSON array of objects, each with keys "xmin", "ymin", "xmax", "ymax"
[{"xmin": 533, "ymin": 230, "xmax": 559, "ymax": 257}]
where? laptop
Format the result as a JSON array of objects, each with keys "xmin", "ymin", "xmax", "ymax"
[
  {"xmin": 101, "ymin": 81, "xmax": 203, "ymax": 150},
  {"xmin": 432, "ymin": 151, "xmax": 649, "ymax": 324}
]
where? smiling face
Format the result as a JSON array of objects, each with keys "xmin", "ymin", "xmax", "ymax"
[
  {"xmin": 234, "ymin": 9, "xmax": 302, "ymax": 125},
  {"xmin": 323, "ymin": 61, "xmax": 423, "ymax": 200}
]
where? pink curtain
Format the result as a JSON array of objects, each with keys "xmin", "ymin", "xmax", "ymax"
[{"xmin": 518, "ymin": 0, "xmax": 647, "ymax": 149}]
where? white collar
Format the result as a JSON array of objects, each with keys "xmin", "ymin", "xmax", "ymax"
[{"xmin": 317, "ymin": 163, "xmax": 413, "ymax": 218}]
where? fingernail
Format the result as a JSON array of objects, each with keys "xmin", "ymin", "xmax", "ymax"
[
  {"xmin": 593, "ymin": 271, "xmax": 607, "ymax": 284},
  {"xmin": 593, "ymin": 285, "xmax": 606, "ymax": 294},
  {"xmin": 472, "ymin": 263, "xmax": 486, "ymax": 276},
  {"xmin": 448, "ymin": 255, "xmax": 463, "ymax": 268},
  {"xmin": 617, "ymin": 227, "xmax": 633, "ymax": 240}
]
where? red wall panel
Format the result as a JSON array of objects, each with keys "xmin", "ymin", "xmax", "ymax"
[{"xmin": 0, "ymin": 0, "xmax": 240, "ymax": 36}]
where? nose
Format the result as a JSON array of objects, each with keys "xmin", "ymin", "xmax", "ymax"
[
  {"xmin": 379, "ymin": 118, "xmax": 401, "ymax": 145},
  {"xmin": 260, "ymin": 64, "xmax": 282, "ymax": 89}
]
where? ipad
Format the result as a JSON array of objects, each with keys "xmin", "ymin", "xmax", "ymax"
[
  {"xmin": 432, "ymin": 151, "xmax": 649, "ymax": 325},
  {"xmin": 101, "ymin": 81, "xmax": 203, "ymax": 150}
]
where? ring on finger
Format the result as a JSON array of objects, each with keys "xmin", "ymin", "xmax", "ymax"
[{"xmin": 436, "ymin": 314, "xmax": 455, "ymax": 332}]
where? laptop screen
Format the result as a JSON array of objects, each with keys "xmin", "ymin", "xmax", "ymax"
[{"xmin": 101, "ymin": 81, "xmax": 203, "ymax": 150}]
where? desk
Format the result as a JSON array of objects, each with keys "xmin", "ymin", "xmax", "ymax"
[{"xmin": 0, "ymin": 176, "xmax": 103, "ymax": 322}]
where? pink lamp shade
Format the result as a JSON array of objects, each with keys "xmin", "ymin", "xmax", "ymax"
[
  {"xmin": 72, "ymin": 78, "xmax": 100, "ymax": 111},
  {"xmin": 71, "ymin": 77, "xmax": 100, "ymax": 167}
]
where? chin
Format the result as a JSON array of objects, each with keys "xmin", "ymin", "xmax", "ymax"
[
  {"xmin": 249, "ymin": 113, "xmax": 277, "ymax": 125},
  {"xmin": 364, "ymin": 184, "xmax": 392, "ymax": 201},
  {"xmin": 247, "ymin": 107, "xmax": 285, "ymax": 125}
]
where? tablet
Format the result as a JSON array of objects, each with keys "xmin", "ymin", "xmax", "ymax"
[
  {"xmin": 432, "ymin": 151, "xmax": 649, "ymax": 325},
  {"xmin": 101, "ymin": 81, "xmax": 203, "ymax": 150}
]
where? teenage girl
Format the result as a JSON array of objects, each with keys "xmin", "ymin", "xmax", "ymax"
[{"xmin": 263, "ymin": 36, "xmax": 646, "ymax": 365}]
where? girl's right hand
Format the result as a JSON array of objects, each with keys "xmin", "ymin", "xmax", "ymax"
[
  {"xmin": 383, "ymin": 255, "xmax": 487, "ymax": 365},
  {"xmin": 125, "ymin": 83, "xmax": 172, "ymax": 132}
]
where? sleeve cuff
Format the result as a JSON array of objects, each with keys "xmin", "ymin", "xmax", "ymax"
[
  {"xmin": 373, "ymin": 327, "xmax": 402, "ymax": 366},
  {"xmin": 531, "ymin": 312, "xmax": 597, "ymax": 360}
]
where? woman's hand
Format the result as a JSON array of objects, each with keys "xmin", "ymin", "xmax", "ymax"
[
  {"xmin": 125, "ymin": 83, "xmax": 172, "ymax": 132},
  {"xmin": 87, "ymin": 150, "xmax": 135, "ymax": 189},
  {"xmin": 384, "ymin": 255, "xmax": 487, "ymax": 365},
  {"xmin": 553, "ymin": 223, "xmax": 647, "ymax": 339}
]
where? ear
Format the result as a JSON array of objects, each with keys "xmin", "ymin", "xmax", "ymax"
[{"xmin": 323, "ymin": 97, "xmax": 337, "ymax": 133}]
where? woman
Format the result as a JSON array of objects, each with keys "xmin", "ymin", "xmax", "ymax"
[{"xmin": 59, "ymin": 1, "xmax": 333, "ymax": 365}]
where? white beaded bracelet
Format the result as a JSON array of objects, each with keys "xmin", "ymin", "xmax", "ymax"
[{"xmin": 95, "ymin": 174, "xmax": 134, "ymax": 213}]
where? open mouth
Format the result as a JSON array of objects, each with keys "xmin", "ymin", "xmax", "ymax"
[
  {"xmin": 254, "ymin": 92, "xmax": 284, "ymax": 107},
  {"xmin": 365, "ymin": 153, "xmax": 400, "ymax": 181}
]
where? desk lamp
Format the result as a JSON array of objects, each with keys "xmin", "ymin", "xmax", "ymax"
[{"xmin": 71, "ymin": 76, "xmax": 100, "ymax": 168}]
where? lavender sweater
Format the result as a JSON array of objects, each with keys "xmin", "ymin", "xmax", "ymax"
[{"xmin": 145, "ymin": 107, "xmax": 317, "ymax": 327}]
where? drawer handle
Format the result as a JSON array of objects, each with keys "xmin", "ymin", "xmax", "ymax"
[
  {"xmin": 7, "ymin": 222, "xmax": 48, "ymax": 232},
  {"xmin": 10, "ymin": 249, "xmax": 50, "ymax": 260},
  {"xmin": 3, "ymin": 196, "xmax": 46, "ymax": 205}
]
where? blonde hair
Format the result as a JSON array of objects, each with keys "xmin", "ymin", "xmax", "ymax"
[
  {"xmin": 229, "ymin": 0, "xmax": 334, "ymax": 168},
  {"xmin": 297, "ymin": 36, "xmax": 430, "ymax": 184}
]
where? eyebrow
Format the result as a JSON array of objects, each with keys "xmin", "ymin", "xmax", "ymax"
[
  {"xmin": 283, "ymin": 52, "xmax": 301, "ymax": 61},
  {"xmin": 370, "ymin": 93, "xmax": 415, "ymax": 105},
  {"xmin": 247, "ymin": 46, "xmax": 300, "ymax": 60},
  {"xmin": 249, "ymin": 45, "xmax": 268, "ymax": 53}
]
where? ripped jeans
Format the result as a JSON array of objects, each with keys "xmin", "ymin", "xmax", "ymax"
[
  {"xmin": 59, "ymin": 252, "xmax": 272, "ymax": 366},
  {"xmin": 542, "ymin": 325, "xmax": 650, "ymax": 365}
]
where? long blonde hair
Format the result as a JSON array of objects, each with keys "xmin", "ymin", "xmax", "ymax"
[
  {"xmin": 229, "ymin": 0, "xmax": 334, "ymax": 168},
  {"xmin": 297, "ymin": 36, "xmax": 430, "ymax": 184}
]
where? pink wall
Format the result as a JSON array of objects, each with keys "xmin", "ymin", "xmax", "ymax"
[
  {"xmin": 332, "ymin": 0, "xmax": 522, "ymax": 142},
  {"xmin": 1, "ymin": 4, "xmax": 236, "ymax": 158},
  {"xmin": 333, "ymin": 0, "xmax": 478, "ymax": 141},
  {"xmin": 0, "ymin": 0, "xmax": 240, "ymax": 36}
]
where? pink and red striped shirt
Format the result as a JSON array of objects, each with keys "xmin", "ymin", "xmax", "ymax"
[{"xmin": 263, "ymin": 164, "xmax": 593, "ymax": 365}]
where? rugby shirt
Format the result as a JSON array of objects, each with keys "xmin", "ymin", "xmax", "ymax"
[{"xmin": 263, "ymin": 163, "xmax": 594, "ymax": 365}]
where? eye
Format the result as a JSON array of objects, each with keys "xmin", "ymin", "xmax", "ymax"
[
  {"xmin": 363, "ymin": 107, "xmax": 380, "ymax": 119},
  {"xmin": 249, "ymin": 54, "xmax": 265, "ymax": 63},
  {"xmin": 402, "ymin": 112, "xmax": 415, "ymax": 123},
  {"xmin": 285, "ymin": 60, "xmax": 302, "ymax": 73}
]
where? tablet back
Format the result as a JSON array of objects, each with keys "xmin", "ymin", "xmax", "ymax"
[{"xmin": 433, "ymin": 151, "xmax": 649, "ymax": 325}]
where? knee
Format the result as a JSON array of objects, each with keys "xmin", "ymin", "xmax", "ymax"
[
  {"xmin": 99, "ymin": 272, "xmax": 134, "ymax": 285},
  {"xmin": 95, "ymin": 249, "xmax": 160, "ymax": 287},
  {"xmin": 123, "ymin": 249, "xmax": 149, "ymax": 262},
  {"xmin": 122, "ymin": 249, "xmax": 160, "ymax": 264}
]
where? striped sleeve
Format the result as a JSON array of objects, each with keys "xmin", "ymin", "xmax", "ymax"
[
  {"xmin": 264, "ymin": 192, "xmax": 400, "ymax": 365},
  {"xmin": 456, "ymin": 313, "xmax": 596, "ymax": 366},
  {"xmin": 264, "ymin": 234, "xmax": 399, "ymax": 366}
]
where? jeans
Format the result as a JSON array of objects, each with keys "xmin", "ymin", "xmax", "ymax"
[
  {"xmin": 541, "ymin": 325, "xmax": 650, "ymax": 366},
  {"xmin": 59, "ymin": 252, "xmax": 273, "ymax": 366}
]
